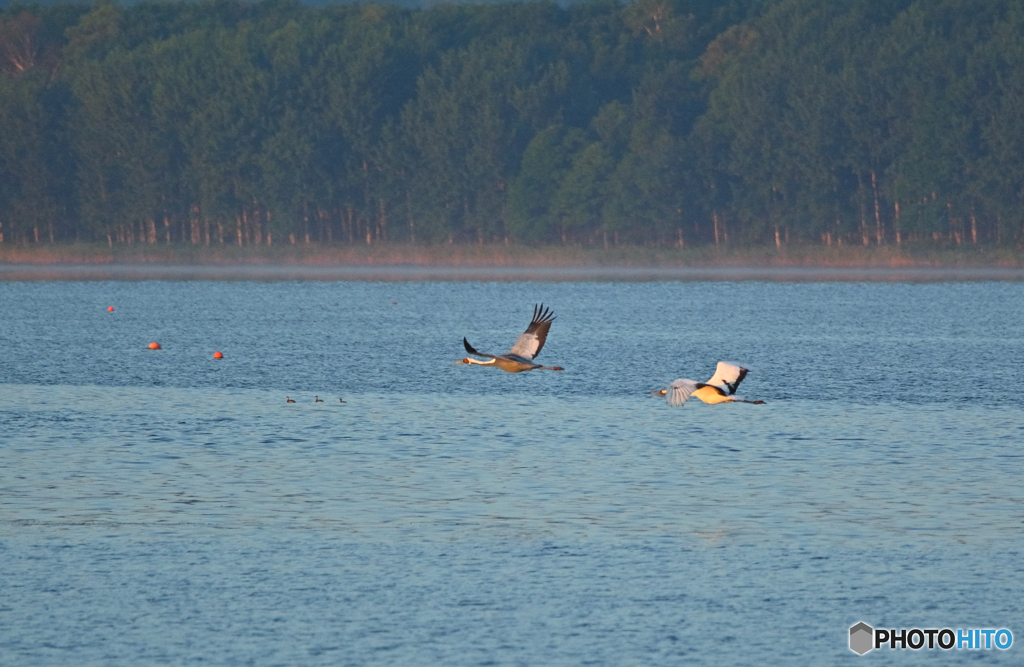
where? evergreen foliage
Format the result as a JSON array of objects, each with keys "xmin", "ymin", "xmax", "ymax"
[{"xmin": 1, "ymin": 0, "xmax": 1022, "ymax": 247}]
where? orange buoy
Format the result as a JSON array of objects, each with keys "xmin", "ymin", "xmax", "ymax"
[
  {"xmin": 107, "ymin": 306, "xmax": 114, "ymax": 312},
  {"xmin": 213, "ymin": 351, "xmax": 223, "ymax": 359},
  {"xmin": 148, "ymin": 341, "xmax": 161, "ymax": 350}
]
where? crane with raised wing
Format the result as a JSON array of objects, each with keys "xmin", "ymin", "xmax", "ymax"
[
  {"xmin": 653, "ymin": 361, "xmax": 764, "ymax": 406},
  {"xmin": 457, "ymin": 304, "xmax": 565, "ymax": 373}
]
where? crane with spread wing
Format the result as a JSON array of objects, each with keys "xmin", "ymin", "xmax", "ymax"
[{"xmin": 457, "ymin": 304, "xmax": 564, "ymax": 373}]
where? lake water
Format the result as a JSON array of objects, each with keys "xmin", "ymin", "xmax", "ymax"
[{"xmin": 1, "ymin": 277, "xmax": 1022, "ymax": 664}]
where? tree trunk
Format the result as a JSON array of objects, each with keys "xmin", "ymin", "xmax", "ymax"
[
  {"xmin": 857, "ymin": 174, "xmax": 869, "ymax": 245},
  {"xmin": 894, "ymin": 202, "xmax": 901, "ymax": 245},
  {"xmin": 947, "ymin": 203, "xmax": 959, "ymax": 244},
  {"xmin": 871, "ymin": 171, "xmax": 883, "ymax": 244}
]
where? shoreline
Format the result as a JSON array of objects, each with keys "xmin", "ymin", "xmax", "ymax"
[
  {"xmin": 1, "ymin": 241, "xmax": 1022, "ymax": 268},
  {"xmin": 3, "ymin": 264, "xmax": 1024, "ymax": 281},
  {"xmin": 3, "ymin": 243, "xmax": 1024, "ymax": 281}
]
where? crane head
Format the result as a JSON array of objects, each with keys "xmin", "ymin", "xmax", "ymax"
[{"xmin": 649, "ymin": 388, "xmax": 667, "ymax": 397}]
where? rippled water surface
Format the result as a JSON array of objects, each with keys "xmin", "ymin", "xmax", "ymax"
[{"xmin": 1, "ymin": 279, "xmax": 1022, "ymax": 664}]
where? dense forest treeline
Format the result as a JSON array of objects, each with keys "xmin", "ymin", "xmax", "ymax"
[{"xmin": 2, "ymin": 0, "xmax": 1024, "ymax": 248}]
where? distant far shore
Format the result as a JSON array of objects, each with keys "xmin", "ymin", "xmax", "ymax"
[
  {"xmin": 4, "ymin": 242, "xmax": 1024, "ymax": 281},
  {"xmin": 1, "ymin": 241, "xmax": 1022, "ymax": 269}
]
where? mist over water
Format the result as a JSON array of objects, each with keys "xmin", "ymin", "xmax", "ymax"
[{"xmin": 2, "ymin": 279, "xmax": 1022, "ymax": 664}]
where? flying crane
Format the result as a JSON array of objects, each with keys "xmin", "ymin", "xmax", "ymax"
[
  {"xmin": 653, "ymin": 361, "xmax": 765, "ymax": 406},
  {"xmin": 457, "ymin": 304, "xmax": 565, "ymax": 373}
]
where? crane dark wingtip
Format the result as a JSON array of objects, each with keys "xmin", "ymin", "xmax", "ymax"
[
  {"xmin": 463, "ymin": 337, "xmax": 481, "ymax": 355},
  {"xmin": 530, "ymin": 303, "xmax": 555, "ymax": 324}
]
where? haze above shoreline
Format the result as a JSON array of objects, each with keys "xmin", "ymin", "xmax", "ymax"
[
  {"xmin": 2, "ymin": 243, "xmax": 1023, "ymax": 281},
  {"xmin": 4, "ymin": 264, "xmax": 1024, "ymax": 282}
]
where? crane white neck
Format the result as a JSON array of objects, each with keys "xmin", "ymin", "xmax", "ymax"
[{"xmin": 465, "ymin": 357, "xmax": 496, "ymax": 366}]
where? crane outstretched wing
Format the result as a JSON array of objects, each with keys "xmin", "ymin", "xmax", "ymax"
[
  {"xmin": 508, "ymin": 304, "xmax": 555, "ymax": 360},
  {"xmin": 463, "ymin": 338, "xmax": 495, "ymax": 359},
  {"xmin": 706, "ymin": 361, "xmax": 753, "ymax": 395},
  {"xmin": 667, "ymin": 379, "xmax": 699, "ymax": 407}
]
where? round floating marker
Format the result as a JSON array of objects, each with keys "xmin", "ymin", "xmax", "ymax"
[
  {"xmin": 107, "ymin": 306, "xmax": 114, "ymax": 312},
  {"xmin": 213, "ymin": 351, "xmax": 223, "ymax": 359},
  {"xmin": 148, "ymin": 341, "xmax": 161, "ymax": 350}
]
